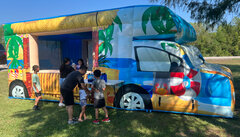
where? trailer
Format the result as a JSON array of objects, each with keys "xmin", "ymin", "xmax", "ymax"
[{"xmin": 2, "ymin": 5, "xmax": 235, "ymax": 118}]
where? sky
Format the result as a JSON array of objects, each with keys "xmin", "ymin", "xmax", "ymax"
[
  {"xmin": 0, "ymin": 0, "xmax": 236, "ymax": 25},
  {"xmin": 0, "ymin": 0, "xmax": 196, "ymax": 25}
]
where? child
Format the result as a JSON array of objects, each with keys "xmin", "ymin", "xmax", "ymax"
[
  {"xmin": 78, "ymin": 89, "xmax": 87, "ymax": 122},
  {"xmin": 91, "ymin": 70, "xmax": 110, "ymax": 124},
  {"xmin": 32, "ymin": 65, "xmax": 42, "ymax": 110}
]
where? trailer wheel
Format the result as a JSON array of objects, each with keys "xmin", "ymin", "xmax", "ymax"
[
  {"xmin": 114, "ymin": 84, "xmax": 152, "ymax": 110},
  {"xmin": 9, "ymin": 80, "xmax": 29, "ymax": 98}
]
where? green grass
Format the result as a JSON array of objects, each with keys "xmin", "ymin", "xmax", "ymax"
[{"xmin": 0, "ymin": 59, "xmax": 240, "ymax": 137}]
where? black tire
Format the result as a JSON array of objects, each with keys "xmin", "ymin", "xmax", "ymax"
[
  {"xmin": 114, "ymin": 84, "xmax": 152, "ymax": 110},
  {"xmin": 9, "ymin": 80, "xmax": 29, "ymax": 98}
]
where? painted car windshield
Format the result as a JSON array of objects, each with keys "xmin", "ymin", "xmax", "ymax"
[
  {"xmin": 135, "ymin": 47, "xmax": 171, "ymax": 72},
  {"xmin": 182, "ymin": 45, "xmax": 204, "ymax": 67}
]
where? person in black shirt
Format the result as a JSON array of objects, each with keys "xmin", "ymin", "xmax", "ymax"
[
  {"xmin": 59, "ymin": 58, "xmax": 74, "ymax": 107},
  {"xmin": 60, "ymin": 65, "xmax": 90, "ymax": 124}
]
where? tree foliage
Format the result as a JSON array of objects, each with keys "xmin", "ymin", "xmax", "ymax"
[
  {"xmin": 0, "ymin": 25, "xmax": 5, "ymax": 47},
  {"xmin": 188, "ymin": 17, "xmax": 240, "ymax": 56},
  {"xmin": 150, "ymin": 0, "xmax": 240, "ymax": 27}
]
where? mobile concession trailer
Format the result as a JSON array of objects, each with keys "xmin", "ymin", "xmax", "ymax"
[{"xmin": 2, "ymin": 5, "xmax": 235, "ymax": 117}]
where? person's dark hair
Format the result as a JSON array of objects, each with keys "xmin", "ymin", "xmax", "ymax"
[
  {"xmin": 32, "ymin": 65, "xmax": 39, "ymax": 71},
  {"xmin": 77, "ymin": 59, "xmax": 84, "ymax": 66},
  {"xmin": 93, "ymin": 69, "xmax": 101, "ymax": 77},
  {"xmin": 80, "ymin": 65, "xmax": 88, "ymax": 71},
  {"xmin": 63, "ymin": 58, "xmax": 70, "ymax": 64}
]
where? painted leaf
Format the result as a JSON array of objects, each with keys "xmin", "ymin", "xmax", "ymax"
[
  {"xmin": 98, "ymin": 55, "xmax": 110, "ymax": 68},
  {"xmin": 142, "ymin": 6, "xmax": 176, "ymax": 35},
  {"xmin": 161, "ymin": 43, "xmax": 166, "ymax": 50},
  {"xmin": 113, "ymin": 16, "xmax": 122, "ymax": 31},
  {"xmin": 98, "ymin": 30, "xmax": 105, "ymax": 41},
  {"xmin": 164, "ymin": 12, "xmax": 175, "ymax": 31},
  {"xmin": 98, "ymin": 59, "xmax": 110, "ymax": 64},
  {"xmin": 8, "ymin": 35, "xmax": 23, "ymax": 59},
  {"xmin": 99, "ymin": 64, "xmax": 109, "ymax": 68},
  {"xmin": 98, "ymin": 42, "xmax": 105, "ymax": 54},
  {"xmin": 151, "ymin": 7, "xmax": 167, "ymax": 33},
  {"xmin": 106, "ymin": 42, "xmax": 113, "ymax": 56},
  {"xmin": 142, "ymin": 8, "xmax": 151, "ymax": 34},
  {"xmin": 168, "ymin": 43, "xmax": 177, "ymax": 49},
  {"xmin": 104, "ymin": 42, "xmax": 109, "ymax": 55},
  {"xmin": 3, "ymin": 24, "xmax": 14, "ymax": 36},
  {"xmin": 151, "ymin": 14, "xmax": 165, "ymax": 34},
  {"xmin": 105, "ymin": 25, "xmax": 114, "ymax": 41}
]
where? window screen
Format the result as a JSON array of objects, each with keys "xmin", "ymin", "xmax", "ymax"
[{"xmin": 38, "ymin": 40, "xmax": 61, "ymax": 70}]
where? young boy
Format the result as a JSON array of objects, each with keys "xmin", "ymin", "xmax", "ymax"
[
  {"xmin": 78, "ymin": 89, "xmax": 87, "ymax": 122},
  {"xmin": 32, "ymin": 65, "xmax": 42, "ymax": 110},
  {"xmin": 91, "ymin": 70, "xmax": 110, "ymax": 124}
]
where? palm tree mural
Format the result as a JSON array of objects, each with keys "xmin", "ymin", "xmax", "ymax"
[
  {"xmin": 98, "ymin": 16, "xmax": 122, "ymax": 67},
  {"xmin": 4, "ymin": 24, "xmax": 24, "ymax": 69},
  {"xmin": 98, "ymin": 25, "xmax": 114, "ymax": 56},
  {"xmin": 98, "ymin": 16, "xmax": 122, "ymax": 56},
  {"xmin": 142, "ymin": 6, "xmax": 176, "ymax": 34},
  {"xmin": 98, "ymin": 55, "xmax": 110, "ymax": 68}
]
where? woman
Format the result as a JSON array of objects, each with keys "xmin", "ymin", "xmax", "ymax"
[
  {"xmin": 59, "ymin": 58, "xmax": 75, "ymax": 107},
  {"xmin": 76, "ymin": 59, "xmax": 84, "ymax": 70}
]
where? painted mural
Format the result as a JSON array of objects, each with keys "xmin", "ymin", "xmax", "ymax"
[{"xmin": 3, "ymin": 5, "xmax": 235, "ymax": 118}]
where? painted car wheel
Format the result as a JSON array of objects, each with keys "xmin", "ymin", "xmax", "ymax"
[
  {"xmin": 114, "ymin": 84, "xmax": 152, "ymax": 110},
  {"xmin": 12, "ymin": 85, "xmax": 25, "ymax": 98},
  {"xmin": 9, "ymin": 80, "xmax": 29, "ymax": 98},
  {"xmin": 119, "ymin": 92, "xmax": 145, "ymax": 109}
]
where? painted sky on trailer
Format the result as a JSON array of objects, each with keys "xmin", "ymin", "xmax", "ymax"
[{"xmin": 0, "ymin": 0, "xmax": 236, "ymax": 25}]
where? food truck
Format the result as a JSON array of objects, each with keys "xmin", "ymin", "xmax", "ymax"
[{"xmin": 2, "ymin": 5, "xmax": 235, "ymax": 118}]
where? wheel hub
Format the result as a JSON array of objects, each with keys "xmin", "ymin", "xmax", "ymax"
[
  {"xmin": 120, "ymin": 92, "xmax": 145, "ymax": 109},
  {"xmin": 12, "ymin": 85, "xmax": 25, "ymax": 98}
]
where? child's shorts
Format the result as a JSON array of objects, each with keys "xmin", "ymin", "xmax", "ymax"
[
  {"xmin": 80, "ymin": 99, "xmax": 87, "ymax": 107},
  {"xmin": 94, "ymin": 98, "xmax": 106, "ymax": 108},
  {"xmin": 35, "ymin": 92, "xmax": 42, "ymax": 97}
]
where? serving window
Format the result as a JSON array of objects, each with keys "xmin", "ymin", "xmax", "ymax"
[{"xmin": 29, "ymin": 31, "xmax": 93, "ymax": 73}]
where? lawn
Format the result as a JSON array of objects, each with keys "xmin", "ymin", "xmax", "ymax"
[{"xmin": 0, "ymin": 59, "xmax": 239, "ymax": 137}]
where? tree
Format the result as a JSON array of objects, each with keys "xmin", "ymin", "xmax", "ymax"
[
  {"xmin": 0, "ymin": 25, "xmax": 5, "ymax": 47},
  {"xmin": 150, "ymin": 0, "xmax": 240, "ymax": 27},
  {"xmin": 189, "ymin": 17, "xmax": 240, "ymax": 56}
]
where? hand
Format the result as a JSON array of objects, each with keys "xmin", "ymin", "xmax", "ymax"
[{"xmin": 37, "ymin": 90, "xmax": 40, "ymax": 93}]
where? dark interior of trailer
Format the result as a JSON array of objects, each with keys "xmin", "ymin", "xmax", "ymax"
[{"xmin": 37, "ymin": 31, "xmax": 93, "ymax": 70}]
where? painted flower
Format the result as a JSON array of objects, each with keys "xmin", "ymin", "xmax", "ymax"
[{"xmin": 170, "ymin": 69, "xmax": 201, "ymax": 101}]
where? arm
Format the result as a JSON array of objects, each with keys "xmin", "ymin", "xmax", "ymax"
[
  {"xmin": 102, "ymin": 80, "xmax": 106, "ymax": 91},
  {"xmin": 33, "ymin": 83, "xmax": 39, "ymax": 93},
  {"xmin": 90, "ymin": 84, "xmax": 95, "ymax": 93},
  {"xmin": 81, "ymin": 83, "xmax": 90, "ymax": 94}
]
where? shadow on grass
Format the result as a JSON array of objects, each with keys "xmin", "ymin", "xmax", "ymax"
[
  {"xmin": 11, "ymin": 101, "xmax": 240, "ymax": 137},
  {"xmin": 10, "ymin": 64, "xmax": 240, "ymax": 137}
]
